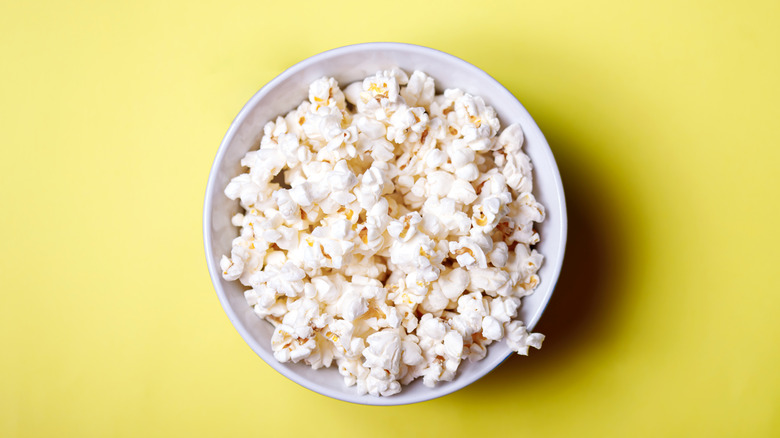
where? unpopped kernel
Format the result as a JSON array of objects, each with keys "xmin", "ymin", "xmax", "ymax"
[{"xmin": 221, "ymin": 68, "xmax": 546, "ymax": 396}]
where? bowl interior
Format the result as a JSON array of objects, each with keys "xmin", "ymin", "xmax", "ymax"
[{"xmin": 204, "ymin": 43, "xmax": 567, "ymax": 405}]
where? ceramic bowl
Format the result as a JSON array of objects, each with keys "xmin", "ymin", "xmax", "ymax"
[{"xmin": 203, "ymin": 42, "xmax": 567, "ymax": 405}]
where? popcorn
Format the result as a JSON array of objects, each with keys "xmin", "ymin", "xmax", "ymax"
[
  {"xmin": 354, "ymin": 114, "xmax": 387, "ymax": 140},
  {"xmin": 400, "ymin": 70, "xmax": 435, "ymax": 108},
  {"xmin": 443, "ymin": 331, "xmax": 464, "ymax": 358},
  {"xmin": 363, "ymin": 330, "xmax": 403, "ymax": 375},
  {"xmin": 489, "ymin": 296, "xmax": 521, "ymax": 324},
  {"xmin": 220, "ymin": 245, "xmax": 248, "ymax": 281},
  {"xmin": 420, "ymin": 282, "xmax": 450, "ymax": 314},
  {"xmin": 452, "ymin": 93, "xmax": 500, "ymax": 151},
  {"xmin": 338, "ymin": 289, "xmax": 368, "ymax": 322},
  {"xmin": 272, "ymin": 325, "xmax": 316, "ymax": 363},
  {"xmin": 449, "ymin": 237, "xmax": 489, "ymax": 269},
  {"xmin": 425, "ymin": 171, "xmax": 455, "ymax": 198},
  {"xmin": 497, "ymin": 123, "xmax": 524, "ymax": 154},
  {"xmin": 387, "ymin": 211, "xmax": 422, "ymax": 242},
  {"xmin": 357, "ymin": 69, "xmax": 406, "ymax": 120},
  {"xmin": 455, "ymin": 163, "xmax": 480, "ymax": 182},
  {"xmin": 487, "ymin": 241, "xmax": 508, "ymax": 267},
  {"xmin": 467, "ymin": 267, "xmax": 512, "ymax": 297},
  {"xmin": 448, "ymin": 178, "xmax": 478, "ymax": 205},
  {"xmin": 327, "ymin": 160, "xmax": 359, "ymax": 192},
  {"xmin": 437, "ymin": 267, "xmax": 470, "ymax": 300},
  {"xmin": 387, "ymin": 105, "xmax": 429, "ymax": 144},
  {"xmin": 424, "ymin": 148, "xmax": 447, "ymax": 169},
  {"xmin": 310, "ymin": 275, "xmax": 342, "ymax": 304},
  {"xmin": 504, "ymin": 321, "xmax": 545, "ymax": 356},
  {"xmin": 450, "ymin": 292, "xmax": 489, "ymax": 336},
  {"xmin": 447, "ymin": 140, "xmax": 476, "ymax": 168},
  {"xmin": 221, "ymin": 68, "xmax": 546, "ymax": 396},
  {"xmin": 244, "ymin": 284, "xmax": 277, "ymax": 317},
  {"xmin": 308, "ymin": 77, "xmax": 346, "ymax": 111},
  {"xmin": 415, "ymin": 314, "xmax": 465, "ymax": 386},
  {"xmin": 367, "ymin": 138, "xmax": 395, "ymax": 162},
  {"xmin": 501, "ymin": 151, "xmax": 534, "ymax": 193}
]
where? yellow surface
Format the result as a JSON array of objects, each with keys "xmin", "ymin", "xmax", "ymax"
[{"xmin": 2, "ymin": 0, "xmax": 779, "ymax": 436}]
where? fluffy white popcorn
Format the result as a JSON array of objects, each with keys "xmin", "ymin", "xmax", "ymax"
[
  {"xmin": 414, "ymin": 313, "xmax": 466, "ymax": 387},
  {"xmin": 504, "ymin": 321, "xmax": 545, "ymax": 356},
  {"xmin": 221, "ymin": 68, "xmax": 547, "ymax": 396},
  {"xmin": 338, "ymin": 289, "xmax": 368, "ymax": 322},
  {"xmin": 363, "ymin": 330, "xmax": 403, "ymax": 375},
  {"xmin": 488, "ymin": 241, "xmax": 510, "ymax": 267},
  {"xmin": 489, "ymin": 296, "xmax": 522, "ymax": 324},
  {"xmin": 437, "ymin": 267, "xmax": 470, "ymax": 300},
  {"xmin": 219, "ymin": 245, "xmax": 248, "ymax": 281},
  {"xmin": 448, "ymin": 178, "xmax": 478, "ymax": 205},
  {"xmin": 449, "ymin": 237, "xmax": 489, "ymax": 269},
  {"xmin": 497, "ymin": 122, "xmax": 524, "ymax": 154},
  {"xmin": 481, "ymin": 315, "xmax": 504, "ymax": 341},
  {"xmin": 468, "ymin": 267, "xmax": 512, "ymax": 297},
  {"xmin": 419, "ymin": 282, "xmax": 450, "ymax": 314},
  {"xmin": 308, "ymin": 77, "xmax": 346, "ymax": 110},
  {"xmin": 424, "ymin": 148, "xmax": 447, "ymax": 169},
  {"xmin": 400, "ymin": 70, "xmax": 435, "ymax": 108}
]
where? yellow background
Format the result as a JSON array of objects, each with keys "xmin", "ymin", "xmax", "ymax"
[{"xmin": 2, "ymin": 0, "xmax": 779, "ymax": 436}]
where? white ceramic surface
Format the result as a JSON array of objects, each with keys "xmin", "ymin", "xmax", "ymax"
[{"xmin": 203, "ymin": 42, "xmax": 567, "ymax": 405}]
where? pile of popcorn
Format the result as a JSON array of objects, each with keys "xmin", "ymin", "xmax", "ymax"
[{"xmin": 220, "ymin": 68, "xmax": 546, "ymax": 396}]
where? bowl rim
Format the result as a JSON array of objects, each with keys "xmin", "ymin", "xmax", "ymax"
[{"xmin": 203, "ymin": 42, "xmax": 568, "ymax": 405}]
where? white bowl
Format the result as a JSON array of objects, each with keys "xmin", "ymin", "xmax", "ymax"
[{"xmin": 203, "ymin": 42, "xmax": 567, "ymax": 405}]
